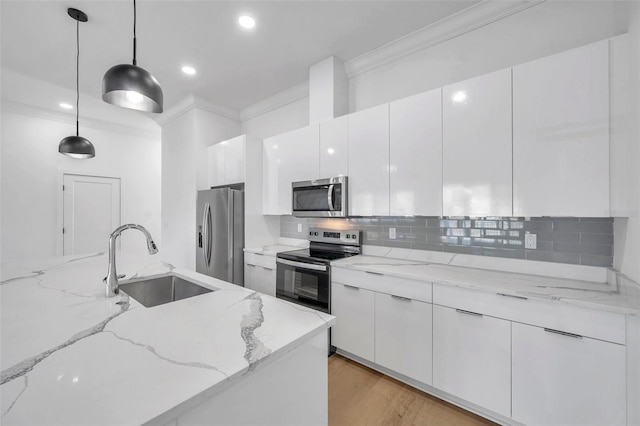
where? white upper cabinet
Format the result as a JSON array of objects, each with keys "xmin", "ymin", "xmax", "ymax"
[
  {"xmin": 262, "ymin": 125, "xmax": 320, "ymax": 215},
  {"xmin": 224, "ymin": 136, "xmax": 245, "ymax": 185},
  {"xmin": 390, "ymin": 89, "xmax": 443, "ymax": 216},
  {"xmin": 207, "ymin": 135, "xmax": 245, "ymax": 188},
  {"xmin": 207, "ymin": 143, "xmax": 225, "ymax": 187},
  {"xmin": 348, "ymin": 104, "xmax": 390, "ymax": 216},
  {"xmin": 319, "ymin": 115, "xmax": 348, "ymax": 178},
  {"xmin": 443, "ymin": 69, "xmax": 513, "ymax": 217},
  {"xmin": 513, "ymin": 41, "xmax": 610, "ymax": 217}
]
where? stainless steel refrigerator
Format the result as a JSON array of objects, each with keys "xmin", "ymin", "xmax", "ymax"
[{"xmin": 196, "ymin": 187, "xmax": 244, "ymax": 286}]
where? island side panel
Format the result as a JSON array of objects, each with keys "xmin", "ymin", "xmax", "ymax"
[{"xmin": 164, "ymin": 330, "xmax": 328, "ymax": 426}]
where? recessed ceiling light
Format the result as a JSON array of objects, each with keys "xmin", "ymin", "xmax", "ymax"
[
  {"xmin": 60, "ymin": 102, "xmax": 73, "ymax": 110},
  {"xmin": 238, "ymin": 15, "xmax": 255, "ymax": 29},
  {"xmin": 182, "ymin": 66, "xmax": 196, "ymax": 76}
]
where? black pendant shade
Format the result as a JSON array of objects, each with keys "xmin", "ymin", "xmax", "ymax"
[
  {"xmin": 102, "ymin": 64, "xmax": 163, "ymax": 113},
  {"xmin": 102, "ymin": 0, "xmax": 163, "ymax": 113},
  {"xmin": 59, "ymin": 135, "xmax": 95, "ymax": 159},
  {"xmin": 59, "ymin": 8, "xmax": 95, "ymax": 159}
]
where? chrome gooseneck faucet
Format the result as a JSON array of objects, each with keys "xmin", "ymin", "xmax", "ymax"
[{"xmin": 105, "ymin": 224, "xmax": 158, "ymax": 297}]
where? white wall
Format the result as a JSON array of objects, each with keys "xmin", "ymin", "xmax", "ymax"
[
  {"xmin": 241, "ymin": 97, "xmax": 309, "ymax": 140},
  {"xmin": 349, "ymin": 1, "xmax": 631, "ymax": 112},
  {"xmin": 160, "ymin": 106, "xmax": 240, "ymax": 270},
  {"xmin": 1, "ymin": 105, "xmax": 161, "ymax": 264}
]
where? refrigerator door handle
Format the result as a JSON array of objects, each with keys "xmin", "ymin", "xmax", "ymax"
[
  {"xmin": 203, "ymin": 203, "xmax": 212, "ymax": 268},
  {"xmin": 227, "ymin": 191, "xmax": 234, "ymax": 282}
]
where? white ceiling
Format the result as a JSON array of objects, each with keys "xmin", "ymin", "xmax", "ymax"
[{"xmin": 1, "ymin": 0, "xmax": 480, "ymax": 123}]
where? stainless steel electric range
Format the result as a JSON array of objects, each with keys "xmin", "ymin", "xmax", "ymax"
[{"xmin": 275, "ymin": 228, "xmax": 362, "ymax": 314}]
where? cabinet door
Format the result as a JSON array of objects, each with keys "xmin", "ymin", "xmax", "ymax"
[
  {"xmin": 244, "ymin": 263, "xmax": 276, "ymax": 297},
  {"xmin": 433, "ymin": 305, "xmax": 511, "ymax": 417},
  {"xmin": 390, "ymin": 89, "xmax": 442, "ymax": 216},
  {"xmin": 512, "ymin": 322, "xmax": 626, "ymax": 426},
  {"xmin": 443, "ymin": 69, "xmax": 512, "ymax": 216},
  {"xmin": 375, "ymin": 292, "xmax": 432, "ymax": 385},
  {"xmin": 331, "ymin": 282, "xmax": 374, "ymax": 361},
  {"xmin": 224, "ymin": 136, "xmax": 245, "ymax": 185},
  {"xmin": 277, "ymin": 125, "xmax": 320, "ymax": 214},
  {"xmin": 262, "ymin": 138, "xmax": 280, "ymax": 215},
  {"xmin": 513, "ymin": 41, "xmax": 609, "ymax": 216},
  {"xmin": 348, "ymin": 104, "xmax": 390, "ymax": 216},
  {"xmin": 207, "ymin": 143, "xmax": 225, "ymax": 188},
  {"xmin": 319, "ymin": 115, "xmax": 348, "ymax": 178}
]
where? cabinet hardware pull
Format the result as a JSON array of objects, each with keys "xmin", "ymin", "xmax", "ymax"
[
  {"xmin": 365, "ymin": 271, "xmax": 384, "ymax": 276},
  {"xmin": 262, "ymin": 266, "xmax": 273, "ymax": 271},
  {"xmin": 455, "ymin": 309, "xmax": 483, "ymax": 317},
  {"xmin": 497, "ymin": 292, "xmax": 528, "ymax": 300},
  {"xmin": 247, "ymin": 264, "xmax": 256, "ymax": 267},
  {"xmin": 255, "ymin": 253, "xmax": 264, "ymax": 256},
  {"xmin": 391, "ymin": 295, "xmax": 412, "ymax": 302},
  {"xmin": 343, "ymin": 284, "xmax": 360, "ymax": 290},
  {"xmin": 544, "ymin": 328, "xmax": 582, "ymax": 339}
]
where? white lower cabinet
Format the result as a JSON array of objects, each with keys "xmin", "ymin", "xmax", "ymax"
[
  {"xmin": 243, "ymin": 253, "xmax": 276, "ymax": 297},
  {"xmin": 331, "ymin": 282, "xmax": 375, "ymax": 361},
  {"xmin": 433, "ymin": 305, "xmax": 511, "ymax": 417},
  {"xmin": 511, "ymin": 322, "xmax": 626, "ymax": 426},
  {"xmin": 375, "ymin": 292, "xmax": 432, "ymax": 385}
]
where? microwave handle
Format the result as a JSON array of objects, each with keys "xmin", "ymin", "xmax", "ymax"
[{"xmin": 327, "ymin": 184, "xmax": 335, "ymax": 211}]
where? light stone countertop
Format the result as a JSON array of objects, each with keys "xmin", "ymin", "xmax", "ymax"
[
  {"xmin": 332, "ymin": 255, "xmax": 640, "ymax": 316},
  {"xmin": 0, "ymin": 252, "xmax": 334, "ymax": 425},
  {"xmin": 243, "ymin": 244, "xmax": 301, "ymax": 257}
]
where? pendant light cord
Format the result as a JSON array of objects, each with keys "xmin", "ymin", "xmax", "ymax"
[
  {"xmin": 75, "ymin": 18, "xmax": 80, "ymax": 136},
  {"xmin": 132, "ymin": 0, "xmax": 137, "ymax": 66}
]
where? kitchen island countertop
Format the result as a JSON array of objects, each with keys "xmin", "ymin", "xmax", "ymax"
[{"xmin": 0, "ymin": 252, "xmax": 334, "ymax": 425}]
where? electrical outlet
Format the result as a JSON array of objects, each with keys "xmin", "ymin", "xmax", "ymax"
[
  {"xmin": 297, "ymin": 223, "xmax": 302, "ymax": 233},
  {"xmin": 525, "ymin": 232, "xmax": 537, "ymax": 249},
  {"xmin": 389, "ymin": 227, "xmax": 396, "ymax": 239}
]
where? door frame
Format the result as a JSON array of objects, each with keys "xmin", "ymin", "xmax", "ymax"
[{"xmin": 56, "ymin": 170, "xmax": 125, "ymax": 257}]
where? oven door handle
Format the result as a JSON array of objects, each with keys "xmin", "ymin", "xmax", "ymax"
[{"xmin": 276, "ymin": 258, "xmax": 327, "ymax": 272}]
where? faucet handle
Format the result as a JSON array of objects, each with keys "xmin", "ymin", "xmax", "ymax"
[{"xmin": 103, "ymin": 274, "xmax": 126, "ymax": 283}]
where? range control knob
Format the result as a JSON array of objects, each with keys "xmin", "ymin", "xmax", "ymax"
[
  {"xmin": 346, "ymin": 234, "xmax": 351, "ymax": 239},
  {"xmin": 352, "ymin": 234, "xmax": 357, "ymax": 239},
  {"xmin": 314, "ymin": 232, "xmax": 319, "ymax": 236}
]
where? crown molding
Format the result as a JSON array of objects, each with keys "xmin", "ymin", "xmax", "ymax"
[
  {"xmin": 2, "ymin": 100, "xmax": 160, "ymax": 140},
  {"xmin": 155, "ymin": 95, "xmax": 241, "ymax": 127},
  {"xmin": 344, "ymin": 0, "xmax": 545, "ymax": 78},
  {"xmin": 240, "ymin": 81, "xmax": 309, "ymax": 122}
]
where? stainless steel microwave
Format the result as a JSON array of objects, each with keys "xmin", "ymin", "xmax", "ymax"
[{"xmin": 291, "ymin": 176, "xmax": 348, "ymax": 217}]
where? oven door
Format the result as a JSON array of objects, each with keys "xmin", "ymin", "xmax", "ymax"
[{"xmin": 276, "ymin": 258, "xmax": 330, "ymax": 313}]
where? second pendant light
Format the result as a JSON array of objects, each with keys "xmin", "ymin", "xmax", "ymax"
[{"xmin": 102, "ymin": 0, "xmax": 163, "ymax": 113}]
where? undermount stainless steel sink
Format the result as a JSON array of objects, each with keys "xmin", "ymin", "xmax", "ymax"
[{"xmin": 118, "ymin": 275, "xmax": 214, "ymax": 308}]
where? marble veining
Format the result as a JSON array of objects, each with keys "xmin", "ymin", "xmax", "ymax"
[
  {"xmin": 1, "ymin": 291, "xmax": 131, "ymax": 386},
  {"xmin": 105, "ymin": 330, "xmax": 229, "ymax": 377},
  {"xmin": 0, "ymin": 252, "xmax": 334, "ymax": 425},
  {"xmin": 241, "ymin": 292, "xmax": 271, "ymax": 368}
]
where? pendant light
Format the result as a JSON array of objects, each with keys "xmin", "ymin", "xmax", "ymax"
[
  {"xmin": 102, "ymin": 0, "xmax": 163, "ymax": 113},
  {"xmin": 59, "ymin": 8, "xmax": 95, "ymax": 159}
]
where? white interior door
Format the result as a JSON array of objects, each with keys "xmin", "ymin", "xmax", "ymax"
[{"xmin": 63, "ymin": 174, "xmax": 121, "ymax": 255}]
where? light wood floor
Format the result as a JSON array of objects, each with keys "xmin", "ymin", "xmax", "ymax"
[{"xmin": 328, "ymin": 354, "xmax": 496, "ymax": 426}]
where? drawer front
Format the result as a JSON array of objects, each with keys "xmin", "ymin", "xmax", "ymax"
[
  {"xmin": 244, "ymin": 252, "xmax": 276, "ymax": 270},
  {"xmin": 433, "ymin": 283, "xmax": 625, "ymax": 344},
  {"xmin": 332, "ymin": 267, "xmax": 432, "ymax": 303}
]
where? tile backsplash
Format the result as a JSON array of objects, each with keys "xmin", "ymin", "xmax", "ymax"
[{"xmin": 280, "ymin": 216, "xmax": 614, "ymax": 267}]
